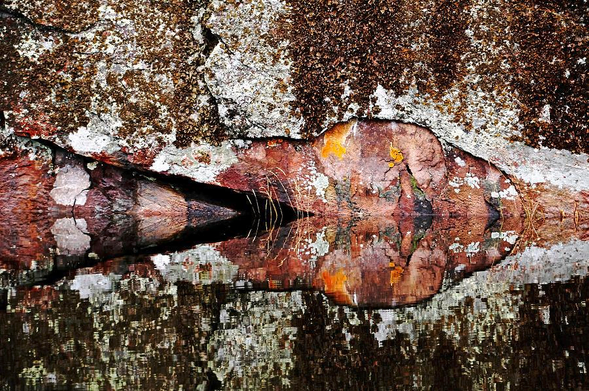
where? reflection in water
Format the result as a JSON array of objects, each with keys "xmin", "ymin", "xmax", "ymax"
[
  {"xmin": 209, "ymin": 215, "xmax": 519, "ymax": 307},
  {"xmin": 0, "ymin": 238, "xmax": 588, "ymax": 389},
  {"xmin": 1, "ymin": 204, "xmax": 588, "ymax": 389},
  {"xmin": 1, "ymin": 134, "xmax": 588, "ymax": 388}
]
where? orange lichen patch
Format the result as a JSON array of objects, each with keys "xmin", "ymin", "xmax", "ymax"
[
  {"xmin": 388, "ymin": 144, "xmax": 403, "ymax": 168},
  {"xmin": 389, "ymin": 262, "xmax": 404, "ymax": 285},
  {"xmin": 266, "ymin": 139, "xmax": 284, "ymax": 148},
  {"xmin": 321, "ymin": 120, "xmax": 355, "ymax": 160},
  {"xmin": 322, "ymin": 269, "xmax": 347, "ymax": 292},
  {"xmin": 321, "ymin": 269, "xmax": 352, "ymax": 304}
]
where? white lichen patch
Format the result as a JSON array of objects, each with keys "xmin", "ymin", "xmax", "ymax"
[
  {"xmin": 149, "ymin": 140, "xmax": 239, "ymax": 183},
  {"xmin": 70, "ymin": 273, "xmax": 114, "ymax": 300},
  {"xmin": 301, "ymin": 161, "xmax": 329, "ymax": 202},
  {"xmin": 449, "ymin": 240, "xmax": 481, "ymax": 256},
  {"xmin": 205, "ymin": 0, "xmax": 304, "ymax": 138},
  {"xmin": 310, "ymin": 172, "xmax": 330, "ymax": 200},
  {"xmin": 50, "ymin": 217, "xmax": 91, "ymax": 256},
  {"xmin": 448, "ymin": 172, "xmax": 480, "ymax": 192},
  {"xmin": 301, "ymin": 228, "xmax": 330, "ymax": 263},
  {"xmin": 464, "ymin": 241, "xmax": 481, "ymax": 256},
  {"xmin": 68, "ymin": 113, "xmax": 121, "ymax": 155},
  {"xmin": 539, "ymin": 104, "xmax": 551, "ymax": 123},
  {"xmin": 490, "ymin": 185, "xmax": 518, "ymax": 201},
  {"xmin": 464, "ymin": 173, "xmax": 481, "ymax": 189},
  {"xmin": 150, "ymin": 153, "xmax": 170, "ymax": 173},
  {"xmin": 369, "ymin": 84, "xmax": 589, "ymax": 191},
  {"xmin": 152, "ymin": 244, "xmax": 238, "ymax": 285},
  {"xmin": 491, "ymin": 231, "xmax": 519, "ymax": 245},
  {"xmin": 449, "ymin": 242, "xmax": 463, "ymax": 253},
  {"xmin": 50, "ymin": 164, "xmax": 91, "ymax": 206},
  {"xmin": 15, "ymin": 29, "xmax": 56, "ymax": 62}
]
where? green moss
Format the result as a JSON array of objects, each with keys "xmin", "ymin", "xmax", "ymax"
[{"xmin": 410, "ymin": 174, "xmax": 426, "ymax": 200}]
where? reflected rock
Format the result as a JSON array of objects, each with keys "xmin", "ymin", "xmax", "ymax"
[
  {"xmin": 0, "ymin": 140, "xmax": 239, "ymax": 285},
  {"xmin": 158, "ymin": 213, "xmax": 521, "ymax": 308}
]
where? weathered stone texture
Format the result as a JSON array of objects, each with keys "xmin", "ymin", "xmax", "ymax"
[
  {"xmin": 1, "ymin": 0, "xmax": 587, "ymax": 194},
  {"xmin": 1, "ymin": 0, "xmax": 223, "ymax": 166},
  {"xmin": 205, "ymin": 0, "xmax": 301, "ymax": 138},
  {"xmin": 214, "ymin": 121, "xmax": 524, "ymax": 225},
  {"xmin": 1, "ymin": 0, "xmax": 100, "ymax": 33}
]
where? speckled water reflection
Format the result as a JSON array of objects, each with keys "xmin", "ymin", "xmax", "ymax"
[{"xmin": 1, "ymin": 221, "xmax": 588, "ymax": 389}]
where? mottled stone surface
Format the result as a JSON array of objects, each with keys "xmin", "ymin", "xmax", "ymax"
[
  {"xmin": 1, "ymin": 0, "xmax": 587, "ymax": 194},
  {"xmin": 2, "ymin": 2, "xmax": 589, "ymax": 386},
  {"xmin": 0, "ymin": 139, "xmax": 238, "ymax": 285},
  {"xmin": 1, "ymin": 0, "xmax": 223, "ymax": 161},
  {"xmin": 215, "ymin": 121, "xmax": 524, "ymax": 221}
]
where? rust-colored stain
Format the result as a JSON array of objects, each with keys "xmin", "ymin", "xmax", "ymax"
[
  {"xmin": 322, "ymin": 269, "xmax": 347, "ymax": 292},
  {"xmin": 321, "ymin": 269, "xmax": 352, "ymax": 304},
  {"xmin": 388, "ymin": 144, "xmax": 403, "ymax": 168},
  {"xmin": 321, "ymin": 121, "xmax": 354, "ymax": 160},
  {"xmin": 389, "ymin": 262, "xmax": 404, "ymax": 285},
  {"xmin": 266, "ymin": 139, "xmax": 283, "ymax": 148}
]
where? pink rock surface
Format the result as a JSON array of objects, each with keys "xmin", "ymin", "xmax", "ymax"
[{"xmin": 217, "ymin": 120, "xmax": 523, "ymax": 222}]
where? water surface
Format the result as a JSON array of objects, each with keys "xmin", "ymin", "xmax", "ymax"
[{"xmin": 1, "ymin": 217, "xmax": 588, "ymax": 390}]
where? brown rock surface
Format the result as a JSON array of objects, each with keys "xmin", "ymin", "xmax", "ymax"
[
  {"xmin": 0, "ymin": 140, "xmax": 238, "ymax": 284},
  {"xmin": 1, "ymin": 0, "xmax": 586, "ymax": 195}
]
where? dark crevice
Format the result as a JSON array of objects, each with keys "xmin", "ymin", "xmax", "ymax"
[
  {"xmin": 0, "ymin": 111, "xmax": 5, "ymax": 131},
  {"xmin": 202, "ymin": 26, "xmax": 220, "ymax": 58},
  {"xmin": 0, "ymin": 7, "xmax": 97, "ymax": 34},
  {"xmin": 485, "ymin": 200, "xmax": 501, "ymax": 230},
  {"xmin": 0, "ymin": 288, "xmax": 7, "ymax": 312},
  {"xmin": 405, "ymin": 166, "xmax": 434, "ymax": 217},
  {"xmin": 28, "ymin": 136, "xmax": 304, "ymax": 224},
  {"xmin": 141, "ymin": 168, "xmax": 302, "ymax": 223}
]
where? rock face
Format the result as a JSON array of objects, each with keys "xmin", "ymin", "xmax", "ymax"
[
  {"xmin": 1, "ymin": 0, "xmax": 587, "ymax": 194},
  {"xmin": 215, "ymin": 120, "xmax": 524, "ymax": 222},
  {"xmin": 1, "ymin": 0, "xmax": 223, "ymax": 157},
  {"xmin": 0, "ymin": 0, "xmax": 588, "ymax": 308},
  {"xmin": 1, "ymin": 2, "xmax": 589, "ymax": 388},
  {"xmin": 0, "ymin": 139, "xmax": 238, "ymax": 285}
]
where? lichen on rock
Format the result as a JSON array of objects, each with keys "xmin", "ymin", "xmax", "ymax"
[
  {"xmin": 1, "ymin": 0, "xmax": 588, "ymax": 197},
  {"xmin": 1, "ymin": 0, "xmax": 225, "ymax": 167}
]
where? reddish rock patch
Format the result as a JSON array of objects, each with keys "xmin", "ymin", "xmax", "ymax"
[
  {"xmin": 0, "ymin": 144, "xmax": 57, "ymax": 267},
  {"xmin": 218, "ymin": 120, "xmax": 523, "ymax": 225},
  {"xmin": 0, "ymin": 145, "xmax": 238, "ymax": 276}
]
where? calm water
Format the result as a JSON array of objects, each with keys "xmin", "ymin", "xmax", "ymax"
[{"xmin": 1, "ymin": 216, "xmax": 588, "ymax": 390}]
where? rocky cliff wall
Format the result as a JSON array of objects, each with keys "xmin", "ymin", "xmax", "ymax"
[{"xmin": 1, "ymin": 0, "xmax": 587, "ymax": 193}]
